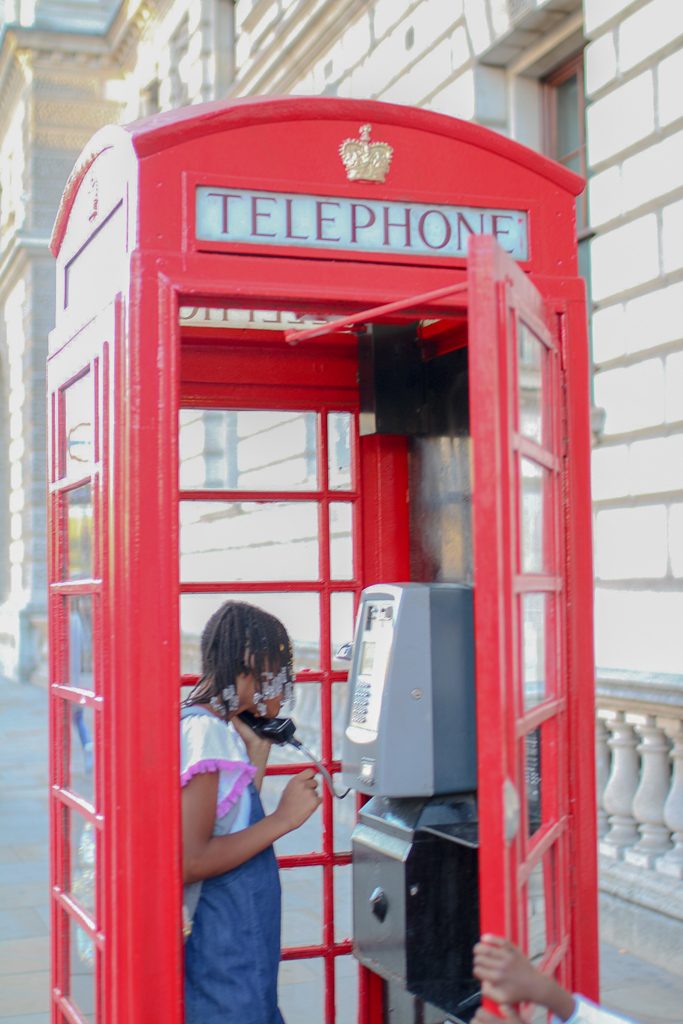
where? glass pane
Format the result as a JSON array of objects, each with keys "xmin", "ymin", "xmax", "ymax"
[
  {"xmin": 64, "ymin": 699, "xmax": 95, "ymax": 803},
  {"xmin": 330, "ymin": 503, "xmax": 353, "ymax": 580},
  {"xmin": 280, "ymin": 957, "xmax": 323, "ymax": 1024},
  {"xmin": 284, "ymin": 684, "xmax": 321, "ymax": 765},
  {"xmin": 69, "ymin": 596, "xmax": 94, "ymax": 692},
  {"xmin": 65, "ymin": 483, "xmax": 93, "ymax": 580},
  {"xmin": 556, "ymin": 75, "xmax": 580, "ymax": 159},
  {"xmin": 334, "ymin": 864, "xmax": 352, "ymax": 942},
  {"xmin": 69, "ymin": 914, "xmax": 96, "ymax": 1021},
  {"xmin": 330, "ymin": 592, "xmax": 355, "ymax": 671},
  {"xmin": 261, "ymin": 773, "xmax": 323, "ymax": 856},
  {"xmin": 525, "ymin": 728, "xmax": 542, "ymax": 838},
  {"xmin": 328, "ymin": 412, "xmax": 353, "ymax": 490},
  {"xmin": 179, "ymin": 409, "xmax": 318, "ymax": 491},
  {"xmin": 180, "ymin": 592, "xmax": 320, "ymax": 674},
  {"xmin": 332, "ymin": 680, "xmax": 351, "ymax": 760},
  {"xmin": 180, "ymin": 501, "xmax": 319, "ymax": 582},
  {"xmin": 520, "ymin": 459, "xmax": 546, "ymax": 574},
  {"xmin": 69, "ymin": 812, "xmax": 96, "ymax": 916},
  {"xmin": 518, "ymin": 322, "xmax": 544, "ymax": 444},
  {"xmin": 527, "ymin": 859, "xmax": 547, "ymax": 962},
  {"xmin": 522, "ymin": 594, "xmax": 547, "ymax": 711},
  {"xmin": 63, "ymin": 372, "xmax": 94, "ymax": 477},
  {"xmin": 334, "ymin": 794, "xmax": 355, "ymax": 854},
  {"xmin": 281, "ymin": 866, "xmax": 322, "ymax": 947},
  {"xmin": 335, "ymin": 956, "xmax": 359, "ymax": 1024}
]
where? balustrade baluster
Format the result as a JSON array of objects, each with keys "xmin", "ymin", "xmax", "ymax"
[
  {"xmin": 625, "ymin": 716, "xmax": 672, "ymax": 868},
  {"xmin": 658, "ymin": 722, "xmax": 683, "ymax": 879},
  {"xmin": 596, "ymin": 715, "xmax": 610, "ymax": 839},
  {"xmin": 601, "ymin": 712, "xmax": 639, "ymax": 857}
]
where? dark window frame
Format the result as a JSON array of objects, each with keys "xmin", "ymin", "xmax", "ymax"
[{"xmin": 542, "ymin": 51, "xmax": 590, "ymax": 239}]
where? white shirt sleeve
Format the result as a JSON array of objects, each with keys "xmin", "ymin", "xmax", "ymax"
[
  {"xmin": 555, "ymin": 995, "xmax": 638, "ymax": 1024},
  {"xmin": 180, "ymin": 713, "xmax": 256, "ymax": 818}
]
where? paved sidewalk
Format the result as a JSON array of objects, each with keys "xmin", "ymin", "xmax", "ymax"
[{"xmin": 1, "ymin": 679, "xmax": 681, "ymax": 1023}]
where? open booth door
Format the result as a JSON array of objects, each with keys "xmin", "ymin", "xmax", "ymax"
[{"xmin": 468, "ymin": 235, "xmax": 598, "ymax": 1007}]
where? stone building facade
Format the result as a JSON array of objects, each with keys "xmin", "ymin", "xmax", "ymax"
[{"xmin": 0, "ymin": 0, "xmax": 681, "ymax": 969}]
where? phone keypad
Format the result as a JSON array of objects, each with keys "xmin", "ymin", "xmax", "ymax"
[{"xmin": 351, "ymin": 681, "xmax": 371, "ymax": 725}]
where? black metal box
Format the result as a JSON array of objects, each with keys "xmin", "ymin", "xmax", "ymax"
[{"xmin": 352, "ymin": 795, "xmax": 480, "ymax": 1021}]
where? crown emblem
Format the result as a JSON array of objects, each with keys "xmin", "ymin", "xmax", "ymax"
[{"xmin": 339, "ymin": 124, "xmax": 393, "ymax": 182}]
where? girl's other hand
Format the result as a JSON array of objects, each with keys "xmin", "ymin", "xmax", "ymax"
[{"xmin": 273, "ymin": 769, "xmax": 321, "ymax": 832}]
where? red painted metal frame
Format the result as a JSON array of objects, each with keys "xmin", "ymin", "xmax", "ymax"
[
  {"xmin": 468, "ymin": 236, "xmax": 598, "ymax": 1005},
  {"xmin": 179, "ymin": 339, "xmax": 371, "ymax": 1024},
  {"xmin": 47, "ymin": 96, "xmax": 595, "ymax": 1024}
]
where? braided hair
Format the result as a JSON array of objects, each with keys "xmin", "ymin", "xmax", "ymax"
[{"xmin": 186, "ymin": 601, "xmax": 294, "ymax": 717}]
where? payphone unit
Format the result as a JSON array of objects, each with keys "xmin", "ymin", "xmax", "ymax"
[
  {"xmin": 343, "ymin": 583, "xmax": 480, "ymax": 1022},
  {"xmin": 342, "ymin": 583, "xmax": 476, "ymax": 796}
]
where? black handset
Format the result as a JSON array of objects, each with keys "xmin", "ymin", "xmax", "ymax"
[
  {"xmin": 238, "ymin": 711, "xmax": 349, "ymax": 799},
  {"xmin": 238, "ymin": 710, "xmax": 297, "ymax": 746}
]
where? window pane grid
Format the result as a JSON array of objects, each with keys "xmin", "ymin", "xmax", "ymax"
[{"xmin": 178, "ymin": 399, "xmax": 361, "ymax": 1016}]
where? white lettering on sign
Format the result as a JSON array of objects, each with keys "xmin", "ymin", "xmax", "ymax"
[
  {"xmin": 179, "ymin": 307, "xmax": 339, "ymax": 330},
  {"xmin": 195, "ymin": 187, "xmax": 529, "ymax": 261}
]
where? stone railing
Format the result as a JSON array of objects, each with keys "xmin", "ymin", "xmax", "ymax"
[{"xmin": 596, "ymin": 673, "xmax": 683, "ymax": 969}]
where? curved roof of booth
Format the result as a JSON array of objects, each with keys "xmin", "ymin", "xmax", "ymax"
[{"xmin": 51, "ymin": 95, "xmax": 584, "ymax": 257}]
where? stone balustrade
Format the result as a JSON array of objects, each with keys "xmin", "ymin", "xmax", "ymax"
[
  {"xmin": 596, "ymin": 673, "xmax": 683, "ymax": 969},
  {"xmin": 597, "ymin": 674, "xmax": 683, "ymax": 877}
]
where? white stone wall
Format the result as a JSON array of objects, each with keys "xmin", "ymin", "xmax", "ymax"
[{"xmin": 585, "ymin": 0, "xmax": 683, "ymax": 677}]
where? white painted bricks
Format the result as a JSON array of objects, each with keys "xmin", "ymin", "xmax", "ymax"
[
  {"xmin": 595, "ymin": 505, "xmax": 667, "ymax": 578},
  {"xmin": 658, "ymin": 48, "xmax": 683, "ymax": 127},
  {"xmin": 590, "ymin": 214, "xmax": 659, "ymax": 300},
  {"xmin": 589, "ymin": 434, "xmax": 683, "ymax": 505},
  {"xmin": 593, "ymin": 360, "xmax": 664, "ymax": 435},
  {"xmin": 662, "ymin": 198, "xmax": 683, "ymax": 273},
  {"xmin": 669, "ymin": 504, "xmax": 683, "ymax": 576},
  {"xmin": 592, "ymin": 444, "xmax": 630, "ymax": 500},
  {"xmin": 629, "ymin": 434, "xmax": 683, "ymax": 494},
  {"xmin": 585, "ymin": 30, "xmax": 618, "ymax": 96},
  {"xmin": 593, "ymin": 284, "xmax": 683, "ymax": 365},
  {"xmin": 594, "ymin": 588, "xmax": 683, "ymax": 674},
  {"xmin": 587, "ymin": 71, "xmax": 655, "ymax": 166},
  {"xmin": 618, "ymin": 0, "xmax": 683, "ymax": 73}
]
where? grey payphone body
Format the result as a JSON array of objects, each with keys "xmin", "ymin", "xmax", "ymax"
[
  {"xmin": 343, "ymin": 583, "xmax": 481, "ymax": 1023},
  {"xmin": 341, "ymin": 582, "xmax": 476, "ymax": 796}
]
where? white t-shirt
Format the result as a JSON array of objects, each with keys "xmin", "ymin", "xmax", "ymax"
[
  {"xmin": 556, "ymin": 997, "xmax": 637, "ymax": 1024},
  {"xmin": 180, "ymin": 708, "xmax": 256, "ymax": 834}
]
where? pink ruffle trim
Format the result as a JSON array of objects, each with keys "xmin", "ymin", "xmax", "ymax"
[{"xmin": 180, "ymin": 758, "xmax": 257, "ymax": 818}]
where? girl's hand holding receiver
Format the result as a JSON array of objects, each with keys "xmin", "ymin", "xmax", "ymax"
[
  {"xmin": 273, "ymin": 769, "xmax": 321, "ymax": 832},
  {"xmin": 232, "ymin": 714, "xmax": 272, "ymax": 771}
]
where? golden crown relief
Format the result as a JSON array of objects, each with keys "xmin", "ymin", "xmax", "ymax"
[{"xmin": 339, "ymin": 124, "xmax": 393, "ymax": 182}]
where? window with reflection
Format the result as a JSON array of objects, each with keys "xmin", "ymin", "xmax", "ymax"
[
  {"xmin": 518, "ymin": 323, "xmax": 545, "ymax": 446},
  {"xmin": 68, "ymin": 595, "xmax": 94, "ymax": 691},
  {"xmin": 179, "ymin": 409, "xmax": 318, "ymax": 491},
  {"xmin": 525, "ymin": 727, "xmax": 542, "ymax": 837},
  {"xmin": 62, "ymin": 372, "xmax": 94, "ymax": 477},
  {"xmin": 64, "ymin": 483, "xmax": 93, "ymax": 580},
  {"xmin": 522, "ymin": 593, "xmax": 547, "ymax": 711},
  {"xmin": 180, "ymin": 592, "xmax": 321, "ymax": 675},
  {"xmin": 520, "ymin": 459, "xmax": 548, "ymax": 574},
  {"xmin": 180, "ymin": 500, "xmax": 319, "ymax": 582},
  {"xmin": 328, "ymin": 412, "xmax": 353, "ymax": 489},
  {"xmin": 526, "ymin": 859, "xmax": 547, "ymax": 962}
]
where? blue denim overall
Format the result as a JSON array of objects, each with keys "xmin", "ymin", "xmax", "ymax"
[{"xmin": 184, "ymin": 784, "xmax": 285, "ymax": 1024}]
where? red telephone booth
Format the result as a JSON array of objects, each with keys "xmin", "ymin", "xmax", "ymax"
[{"xmin": 47, "ymin": 97, "xmax": 597, "ymax": 1024}]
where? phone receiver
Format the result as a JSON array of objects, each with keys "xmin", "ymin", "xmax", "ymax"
[
  {"xmin": 238, "ymin": 711, "xmax": 350, "ymax": 800},
  {"xmin": 238, "ymin": 710, "xmax": 297, "ymax": 746}
]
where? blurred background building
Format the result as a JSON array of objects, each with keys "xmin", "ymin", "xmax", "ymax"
[{"xmin": 0, "ymin": 0, "xmax": 681, "ymax": 970}]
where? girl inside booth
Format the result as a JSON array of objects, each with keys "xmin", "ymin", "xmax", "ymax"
[{"xmin": 180, "ymin": 600, "xmax": 321, "ymax": 1024}]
